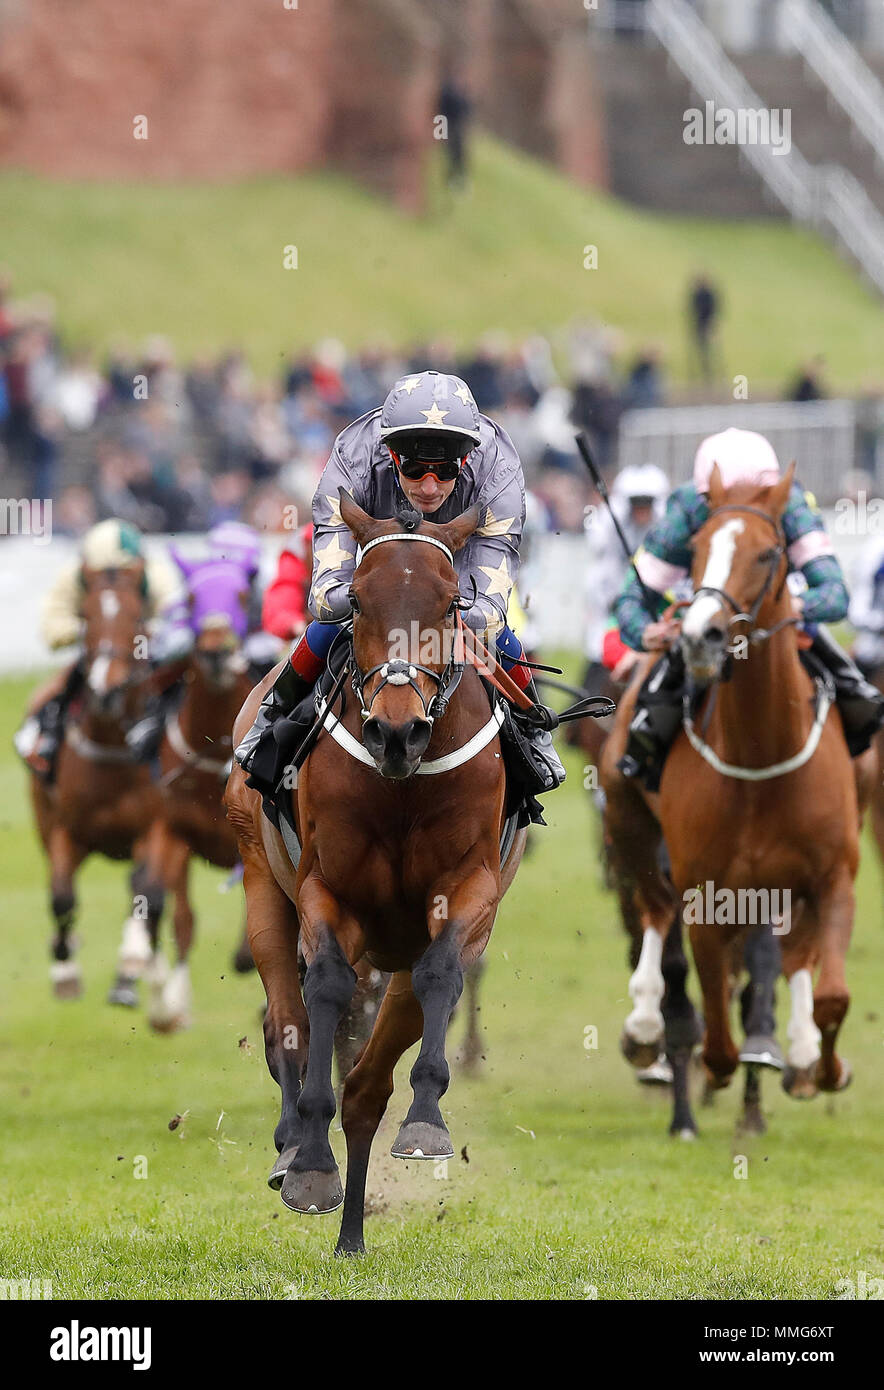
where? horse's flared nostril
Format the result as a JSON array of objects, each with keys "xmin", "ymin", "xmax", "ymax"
[
  {"xmin": 362, "ymin": 717, "xmax": 389, "ymax": 763},
  {"xmin": 401, "ymin": 718, "xmax": 433, "ymax": 762}
]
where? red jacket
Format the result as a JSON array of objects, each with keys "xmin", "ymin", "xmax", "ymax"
[{"xmin": 262, "ymin": 541, "xmax": 312, "ymax": 641}]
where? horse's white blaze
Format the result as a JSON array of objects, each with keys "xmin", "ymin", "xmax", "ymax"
[
  {"xmin": 682, "ymin": 518, "xmax": 744, "ymax": 639},
  {"xmin": 786, "ymin": 968, "xmax": 821, "ymax": 1069},
  {"xmin": 625, "ymin": 927, "xmax": 665, "ymax": 1044},
  {"xmin": 99, "ymin": 590, "xmax": 120, "ymax": 620},
  {"xmin": 88, "ymin": 654, "xmax": 112, "ymax": 694},
  {"xmin": 118, "ymin": 915, "xmax": 153, "ymax": 976}
]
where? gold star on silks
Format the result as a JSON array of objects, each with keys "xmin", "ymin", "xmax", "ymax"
[
  {"xmin": 421, "ymin": 402, "xmax": 449, "ymax": 426},
  {"xmin": 399, "ymin": 374, "xmax": 423, "ymax": 394},
  {"xmin": 477, "ymin": 506, "xmax": 516, "ymax": 538},
  {"xmin": 321, "ymin": 490, "xmax": 353, "ymax": 527},
  {"xmin": 478, "ymin": 555, "xmax": 513, "ymax": 601},
  {"xmin": 313, "ymin": 580, "xmax": 339, "ymax": 617},
  {"xmin": 454, "ymin": 384, "xmax": 472, "ymax": 405},
  {"xmin": 315, "ymin": 532, "xmax": 353, "ymax": 572}
]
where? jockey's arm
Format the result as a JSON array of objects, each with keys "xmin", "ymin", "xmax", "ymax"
[
  {"xmin": 40, "ymin": 562, "xmax": 84, "ymax": 650},
  {"xmin": 308, "ymin": 443, "xmax": 360, "ymax": 622},
  {"xmin": 454, "ymin": 453, "xmax": 525, "ymax": 643},
  {"xmin": 615, "ymin": 488, "xmax": 693, "ymax": 651},
  {"xmin": 782, "ymin": 483, "xmax": 848, "ymax": 625}
]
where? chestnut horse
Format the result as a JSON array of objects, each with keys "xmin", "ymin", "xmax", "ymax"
[
  {"xmin": 28, "ymin": 563, "xmax": 159, "ymax": 999},
  {"xmin": 603, "ymin": 466, "xmax": 875, "ymax": 1134},
  {"xmin": 139, "ymin": 609, "xmax": 254, "ymax": 1031},
  {"xmin": 225, "ymin": 494, "xmax": 527, "ymax": 1255}
]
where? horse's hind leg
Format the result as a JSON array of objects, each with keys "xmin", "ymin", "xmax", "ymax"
[
  {"xmin": 690, "ymin": 924, "xmax": 740, "ymax": 1090},
  {"xmin": 333, "ymin": 963, "xmax": 387, "ymax": 1100},
  {"xmin": 47, "ymin": 826, "xmax": 86, "ymax": 998},
  {"xmin": 738, "ymin": 924, "xmax": 784, "ymax": 1070},
  {"xmin": 662, "ymin": 912, "xmax": 701, "ymax": 1139},
  {"xmin": 144, "ymin": 827, "xmax": 193, "ymax": 1033},
  {"xmin": 454, "ymin": 957, "xmax": 486, "ymax": 1074},
  {"xmin": 337, "ymin": 972, "xmax": 423, "ymax": 1256}
]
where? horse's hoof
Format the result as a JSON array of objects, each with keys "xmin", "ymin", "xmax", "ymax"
[
  {"xmin": 267, "ymin": 1144, "xmax": 299, "ymax": 1191},
  {"xmin": 739, "ymin": 1035, "xmax": 784, "ymax": 1070},
  {"xmin": 816, "ymin": 1057, "xmax": 852, "ymax": 1093},
  {"xmin": 50, "ymin": 962, "xmax": 83, "ymax": 1000},
  {"xmin": 280, "ymin": 1166, "xmax": 343, "ymax": 1214},
  {"xmin": 782, "ymin": 1063, "xmax": 819, "ymax": 1100},
  {"xmin": 335, "ymin": 1239, "xmax": 366, "ymax": 1258},
  {"xmin": 636, "ymin": 1054, "xmax": 673, "ymax": 1086},
  {"xmin": 232, "ymin": 943, "xmax": 255, "ymax": 974},
  {"xmin": 702, "ymin": 1066, "xmax": 734, "ymax": 1092},
  {"xmin": 148, "ymin": 1011, "xmax": 191, "ymax": 1034},
  {"xmin": 620, "ymin": 1030, "xmax": 663, "ymax": 1070},
  {"xmin": 107, "ymin": 977, "xmax": 139, "ymax": 1008},
  {"xmin": 738, "ymin": 1107, "xmax": 767, "ymax": 1136},
  {"xmin": 391, "ymin": 1121, "xmax": 454, "ymax": 1161},
  {"xmin": 669, "ymin": 1126, "xmax": 697, "ymax": 1141}
]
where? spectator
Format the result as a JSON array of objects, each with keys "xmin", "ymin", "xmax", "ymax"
[
  {"xmin": 688, "ymin": 273, "xmax": 721, "ymax": 382},
  {"xmin": 437, "ymin": 75, "xmax": 471, "ymax": 190},
  {"xmin": 788, "ymin": 355, "xmax": 827, "ymax": 402}
]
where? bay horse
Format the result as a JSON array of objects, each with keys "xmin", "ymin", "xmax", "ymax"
[
  {"xmin": 603, "ymin": 465, "xmax": 875, "ymax": 1134},
  {"xmin": 225, "ymin": 493, "xmax": 527, "ymax": 1255},
  {"xmin": 138, "ymin": 550, "xmax": 256, "ymax": 1030},
  {"xmin": 28, "ymin": 562, "xmax": 159, "ymax": 999}
]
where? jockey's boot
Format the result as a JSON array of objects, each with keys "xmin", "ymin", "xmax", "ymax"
[
  {"xmin": 14, "ymin": 662, "xmax": 84, "ymax": 780},
  {"xmin": 521, "ymin": 677, "xmax": 567, "ymax": 792},
  {"xmin": 233, "ymin": 658, "xmax": 315, "ymax": 795},
  {"xmin": 126, "ymin": 682, "xmax": 183, "ymax": 765},
  {"xmin": 618, "ymin": 648, "xmax": 685, "ymax": 792},
  {"xmin": 810, "ymin": 627, "xmax": 884, "ymax": 756}
]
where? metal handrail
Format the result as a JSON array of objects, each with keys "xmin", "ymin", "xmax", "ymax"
[{"xmin": 782, "ymin": 0, "xmax": 884, "ymax": 169}]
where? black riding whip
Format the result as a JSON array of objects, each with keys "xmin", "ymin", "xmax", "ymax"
[{"xmin": 575, "ymin": 432, "xmax": 660, "ymax": 614}]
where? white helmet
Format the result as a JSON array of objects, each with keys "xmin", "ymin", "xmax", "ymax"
[
  {"xmin": 612, "ymin": 463, "xmax": 669, "ymax": 503},
  {"xmin": 693, "ymin": 428, "xmax": 780, "ymax": 493}
]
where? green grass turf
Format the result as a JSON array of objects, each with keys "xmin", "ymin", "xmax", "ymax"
[
  {"xmin": 0, "ymin": 667, "xmax": 882, "ymax": 1300},
  {"xmin": 1, "ymin": 134, "xmax": 881, "ymax": 390}
]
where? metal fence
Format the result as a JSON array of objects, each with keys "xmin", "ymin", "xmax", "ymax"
[{"xmin": 617, "ymin": 399, "xmax": 862, "ymax": 500}]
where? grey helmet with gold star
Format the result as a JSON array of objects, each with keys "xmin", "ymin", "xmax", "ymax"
[{"xmin": 379, "ymin": 370, "xmax": 482, "ymax": 464}]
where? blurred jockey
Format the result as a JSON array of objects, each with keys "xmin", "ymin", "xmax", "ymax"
[
  {"xmin": 261, "ymin": 521, "xmax": 314, "ymax": 643},
  {"xmin": 849, "ymin": 535, "xmax": 884, "ymax": 679},
  {"xmin": 126, "ymin": 521, "xmax": 280, "ymax": 762},
  {"xmin": 235, "ymin": 369, "xmax": 566, "ymax": 799},
  {"xmin": 613, "ymin": 428, "xmax": 884, "ymax": 790},
  {"xmin": 582, "ymin": 462, "xmax": 669, "ymax": 695},
  {"xmin": 14, "ymin": 519, "xmax": 177, "ymax": 779}
]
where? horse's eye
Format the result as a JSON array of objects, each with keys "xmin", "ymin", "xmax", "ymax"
[
  {"xmin": 758, "ymin": 548, "xmax": 778, "ymax": 564},
  {"xmin": 348, "ymin": 591, "xmax": 360, "ymax": 614}
]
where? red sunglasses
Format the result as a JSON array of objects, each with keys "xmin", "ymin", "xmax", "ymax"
[{"xmin": 390, "ymin": 450, "xmax": 465, "ymax": 483}]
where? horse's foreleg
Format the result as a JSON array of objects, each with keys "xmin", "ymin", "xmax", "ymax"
[
  {"xmin": 47, "ymin": 825, "xmax": 86, "ymax": 998},
  {"xmin": 392, "ymin": 864, "xmax": 496, "ymax": 1161},
  {"xmin": 285, "ymin": 875, "xmax": 360, "ymax": 1214},
  {"xmin": 661, "ymin": 912, "xmax": 701, "ymax": 1138},
  {"xmin": 811, "ymin": 869, "xmax": 854, "ymax": 1095},
  {"xmin": 108, "ymin": 852, "xmax": 160, "ymax": 1008},
  {"xmin": 143, "ymin": 827, "xmax": 192, "ymax": 1033},
  {"xmin": 337, "ymin": 972, "xmax": 423, "ymax": 1256}
]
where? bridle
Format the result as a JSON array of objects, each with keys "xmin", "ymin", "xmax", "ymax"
[
  {"xmin": 348, "ymin": 532, "xmax": 472, "ymax": 724},
  {"xmin": 689, "ymin": 503, "xmax": 797, "ymax": 646}
]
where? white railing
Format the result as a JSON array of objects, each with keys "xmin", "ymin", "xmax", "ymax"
[
  {"xmin": 782, "ymin": 0, "xmax": 884, "ymax": 170},
  {"xmin": 617, "ymin": 399, "xmax": 859, "ymax": 502},
  {"xmin": 644, "ymin": 0, "xmax": 884, "ymax": 295}
]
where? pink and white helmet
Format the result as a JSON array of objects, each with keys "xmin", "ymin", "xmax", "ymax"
[{"xmin": 693, "ymin": 427, "xmax": 780, "ymax": 493}]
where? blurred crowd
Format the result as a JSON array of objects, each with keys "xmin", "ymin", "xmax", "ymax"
[{"xmin": 0, "ymin": 269, "xmax": 877, "ymax": 542}]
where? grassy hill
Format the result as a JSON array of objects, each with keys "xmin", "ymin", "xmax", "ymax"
[{"xmin": 1, "ymin": 133, "xmax": 881, "ymax": 390}]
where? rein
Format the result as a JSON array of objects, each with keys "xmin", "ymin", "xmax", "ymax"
[{"xmin": 66, "ymin": 722, "xmax": 137, "ymax": 765}]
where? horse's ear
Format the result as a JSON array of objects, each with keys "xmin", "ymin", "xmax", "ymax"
[
  {"xmin": 340, "ymin": 489, "xmax": 384, "ymax": 547},
  {"xmin": 766, "ymin": 461, "xmax": 796, "ymax": 517},
  {"xmin": 706, "ymin": 463, "xmax": 726, "ymax": 509},
  {"xmin": 434, "ymin": 505, "xmax": 481, "ymax": 554}
]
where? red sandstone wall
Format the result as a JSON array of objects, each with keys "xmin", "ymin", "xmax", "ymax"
[{"xmin": 0, "ymin": 0, "xmax": 607, "ymax": 205}]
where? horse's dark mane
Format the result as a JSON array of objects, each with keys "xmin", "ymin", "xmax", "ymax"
[{"xmin": 393, "ymin": 499, "xmax": 422, "ymax": 532}]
